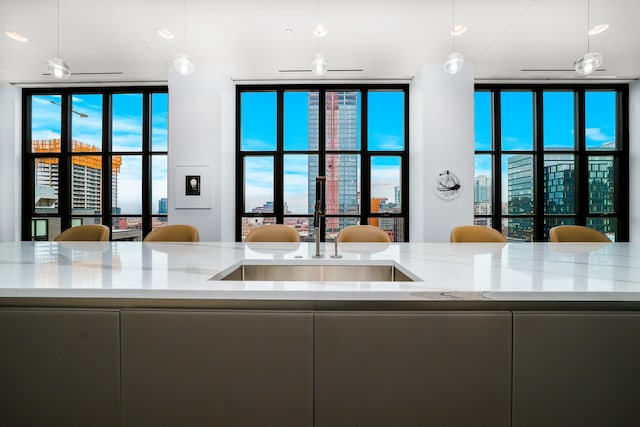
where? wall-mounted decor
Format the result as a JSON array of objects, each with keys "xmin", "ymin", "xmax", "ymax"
[
  {"xmin": 175, "ymin": 165, "xmax": 211, "ymax": 209},
  {"xmin": 433, "ymin": 170, "xmax": 462, "ymax": 200}
]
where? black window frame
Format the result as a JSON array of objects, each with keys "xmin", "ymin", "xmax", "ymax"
[
  {"xmin": 22, "ymin": 86, "xmax": 169, "ymax": 241},
  {"xmin": 474, "ymin": 83, "xmax": 629, "ymax": 241},
  {"xmin": 236, "ymin": 84, "xmax": 410, "ymax": 242}
]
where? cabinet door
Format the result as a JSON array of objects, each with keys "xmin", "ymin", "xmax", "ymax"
[
  {"xmin": 121, "ymin": 309, "xmax": 313, "ymax": 427},
  {"xmin": 315, "ymin": 311, "xmax": 512, "ymax": 427},
  {"xmin": 513, "ymin": 312, "xmax": 640, "ymax": 427},
  {"xmin": 0, "ymin": 308, "xmax": 120, "ymax": 427}
]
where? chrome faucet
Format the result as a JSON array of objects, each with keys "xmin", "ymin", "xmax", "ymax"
[{"xmin": 313, "ymin": 176, "xmax": 326, "ymax": 258}]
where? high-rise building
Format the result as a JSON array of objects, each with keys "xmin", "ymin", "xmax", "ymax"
[
  {"xmin": 33, "ymin": 139, "xmax": 122, "ymax": 214},
  {"xmin": 307, "ymin": 92, "xmax": 360, "ymax": 238},
  {"xmin": 158, "ymin": 198, "xmax": 168, "ymax": 214}
]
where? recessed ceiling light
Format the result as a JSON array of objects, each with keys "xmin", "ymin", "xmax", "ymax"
[
  {"xmin": 157, "ymin": 28, "xmax": 175, "ymax": 39},
  {"xmin": 284, "ymin": 28, "xmax": 293, "ymax": 35},
  {"xmin": 4, "ymin": 30, "xmax": 28, "ymax": 42},
  {"xmin": 588, "ymin": 23, "xmax": 610, "ymax": 35},
  {"xmin": 450, "ymin": 24, "xmax": 467, "ymax": 36},
  {"xmin": 313, "ymin": 24, "xmax": 327, "ymax": 37}
]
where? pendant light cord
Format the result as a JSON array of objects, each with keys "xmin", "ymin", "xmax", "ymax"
[
  {"xmin": 56, "ymin": 0, "xmax": 60, "ymax": 57},
  {"xmin": 586, "ymin": 0, "xmax": 590, "ymax": 52},
  {"xmin": 451, "ymin": 0, "xmax": 455, "ymax": 52}
]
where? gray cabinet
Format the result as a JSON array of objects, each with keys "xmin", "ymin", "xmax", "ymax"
[
  {"xmin": 513, "ymin": 312, "xmax": 640, "ymax": 427},
  {"xmin": 314, "ymin": 311, "xmax": 512, "ymax": 427},
  {"xmin": 120, "ymin": 309, "xmax": 314, "ymax": 427},
  {"xmin": 0, "ymin": 308, "xmax": 120, "ymax": 427}
]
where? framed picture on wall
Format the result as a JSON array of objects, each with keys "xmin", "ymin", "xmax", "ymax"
[{"xmin": 175, "ymin": 165, "xmax": 211, "ymax": 209}]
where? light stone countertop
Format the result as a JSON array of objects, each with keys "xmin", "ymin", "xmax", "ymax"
[{"xmin": 1, "ymin": 241, "xmax": 639, "ymax": 306}]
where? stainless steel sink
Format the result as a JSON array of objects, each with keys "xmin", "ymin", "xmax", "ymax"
[{"xmin": 210, "ymin": 263, "xmax": 417, "ymax": 282}]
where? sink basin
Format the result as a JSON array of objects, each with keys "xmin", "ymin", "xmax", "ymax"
[{"xmin": 210, "ymin": 263, "xmax": 417, "ymax": 282}]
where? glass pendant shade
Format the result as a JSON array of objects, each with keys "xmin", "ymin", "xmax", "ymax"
[
  {"xmin": 45, "ymin": 57, "xmax": 71, "ymax": 79},
  {"xmin": 574, "ymin": 52, "xmax": 603, "ymax": 75},
  {"xmin": 310, "ymin": 53, "xmax": 328, "ymax": 76},
  {"xmin": 174, "ymin": 53, "xmax": 195, "ymax": 75},
  {"xmin": 443, "ymin": 52, "xmax": 464, "ymax": 74}
]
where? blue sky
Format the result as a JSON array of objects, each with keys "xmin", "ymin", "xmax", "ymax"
[
  {"xmin": 31, "ymin": 93, "xmax": 168, "ymax": 214},
  {"xmin": 474, "ymin": 90, "xmax": 618, "ymax": 200}
]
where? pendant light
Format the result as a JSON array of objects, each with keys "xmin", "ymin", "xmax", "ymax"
[
  {"xmin": 443, "ymin": 0, "xmax": 464, "ymax": 74},
  {"xmin": 311, "ymin": 0, "xmax": 328, "ymax": 76},
  {"xmin": 44, "ymin": 0, "xmax": 71, "ymax": 79},
  {"xmin": 174, "ymin": 0, "xmax": 195, "ymax": 75},
  {"xmin": 574, "ymin": 0, "xmax": 603, "ymax": 75}
]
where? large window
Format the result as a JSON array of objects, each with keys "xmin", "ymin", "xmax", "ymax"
[
  {"xmin": 23, "ymin": 87, "xmax": 168, "ymax": 241},
  {"xmin": 474, "ymin": 85, "xmax": 628, "ymax": 241},
  {"xmin": 237, "ymin": 85, "xmax": 409, "ymax": 242}
]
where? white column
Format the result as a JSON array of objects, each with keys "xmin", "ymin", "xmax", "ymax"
[
  {"xmin": 0, "ymin": 84, "xmax": 21, "ymax": 242},
  {"xmin": 410, "ymin": 63, "xmax": 475, "ymax": 242}
]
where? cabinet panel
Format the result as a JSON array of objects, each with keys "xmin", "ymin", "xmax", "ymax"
[
  {"xmin": 0, "ymin": 308, "xmax": 120, "ymax": 427},
  {"xmin": 315, "ymin": 311, "xmax": 512, "ymax": 427},
  {"xmin": 121, "ymin": 309, "xmax": 313, "ymax": 427},
  {"xmin": 513, "ymin": 312, "xmax": 640, "ymax": 427}
]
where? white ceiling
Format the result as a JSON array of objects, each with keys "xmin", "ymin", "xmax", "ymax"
[{"xmin": 1, "ymin": 0, "xmax": 639, "ymax": 85}]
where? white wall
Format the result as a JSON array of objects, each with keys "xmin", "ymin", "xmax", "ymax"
[
  {"xmin": 409, "ymin": 64, "xmax": 475, "ymax": 242},
  {"xmin": 167, "ymin": 65, "xmax": 235, "ymax": 242},
  {"xmin": 630, "ymin": 80, "xmax": 640, "ymax": 243},
  {"xmin": 0, "ymin": 84, "xmax": 21, "ymax": 242}
]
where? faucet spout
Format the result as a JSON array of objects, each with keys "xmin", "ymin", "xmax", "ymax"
[{"xmin": 313, "ymin": 176, "xmax": 326, "ymax": 258}]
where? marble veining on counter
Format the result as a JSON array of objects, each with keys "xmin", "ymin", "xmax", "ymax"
[{"xmin": 1, "ymin": 241, "xmax": 640, "ymax": 303}]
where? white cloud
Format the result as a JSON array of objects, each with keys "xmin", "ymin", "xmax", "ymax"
[{"xmin": 585, "ymin": 127, "xmax": 611, "ymax": 142}]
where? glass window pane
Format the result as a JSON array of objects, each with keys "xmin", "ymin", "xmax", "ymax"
[
  {"xmin": 368, "ymin": 217, "xmax": 403, "ymax": 242},
  {"xmin": 586, "ymin": 91, "xmax": 617, "ymax": 150},
  {"xmin": 244, "ymin": 156, "xmax": 274, "ymax": 213},
  {"xmin": 325, "ymin": 154, "xmax": 360, "ymax": 215},
  {"xmin": 501, "ymin": 91, "xmax": 533, "ymax": 150},
  {"xmin": 71, "ymin": 217, "xmax": 102, "ymax": 227},
  {"xmin": 589, "ymin": 156, "xmax": 615, "ymax": 213},
  {"xmin": 325, "ymin": 217, "xmax": 360, "ymax": 242},
  {"xmin": 72, "ymin": 94, "xmax": 102, "ymax": 151},
  {"xmin": 503, "ymin": 154, "xmax": 534, "ymax": 215},
  {"xmin": 502, "ymin": 217, "xmax": 533, "ymax": 242},
  {"xmin": 284, "ymin": 154, "xmax": 317, "ymax": 215},
  {"xmin": 544, "ymin": 217, "xmax": 576, "ymax": 242},
  {"xmin": 587, "ymin": 217, "xmax": 616, "ymax": 241},
  {"xmin": 112, "ymin": 93, "xmax": 143, "ymax": 151},
  {"xmin": 474, "ymin": 91, "xmax": 492, "ymax": 151},
  {"xmin": 32, "ymin": 95, "xmax": 61, "ymax": 153},
  {"xmin": 474, "ymin": 155, "xmax": 492, "ymax": 215},
  {"xmin": 71, "ymin": 155, "xmax": 102, "ymax": 215},
  {"xmin": 371, "ymin": 156, "xmax": 401, "ymax": 211},
  {"xmin": 282, "ymin": 217, "xmax": 312, "ymax": 242},
  {"xmin": 152, "ymin": 216, "xmax": 169, "ymax": 231},
  {"xmin": 152, "ymin": 93, "xmax": 169, "ymax": 152},
  {"xmin": 543, "ymin": 91, "xmax": 574, "ymax": 150},
  {"xmin": 284, "ymin": 91, "xmax": 317, "ymax": 151},
  {"xmin": 241, "ymin": 92, "xmax": 276, "ymax": 151},
  {"xmin": 34, "ymin": 157, "xmax": 59, "ymax": 214},
  {"xmin": 368, "ymin": 91, "xmax": 404, "ymax": 151},
  {"xmin": 152, "ymin": 155, "xmax": 168, "ymax": 215},
  {"xmin": 113, "ymin": 155, "xmax": 141, "ymax": 214},
  {"xmin": 474, "ymin": 217, "xmax": 492, "ymax": 228},
  {"xmin": 544, "ymin": 154, "xmax": 575, "ymax": 214},
  {"xmin": 241, "ymin": 217, "xmax": 276, "ymax": 241},
  {"xmin": 31, "ymin": 217, "xmax": 60, "ymax": 241},
  {"xmin": 112, "ymin": 217, "xmax": 143, "ymax": 241},
  {"xmin": 325, "ymin": 91, "xmax": 360, "ymax": 150}
]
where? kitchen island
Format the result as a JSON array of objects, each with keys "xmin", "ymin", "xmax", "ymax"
[{"xmin": 1, "ymin": 241, "xmax": 639, "ymax": 427}]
